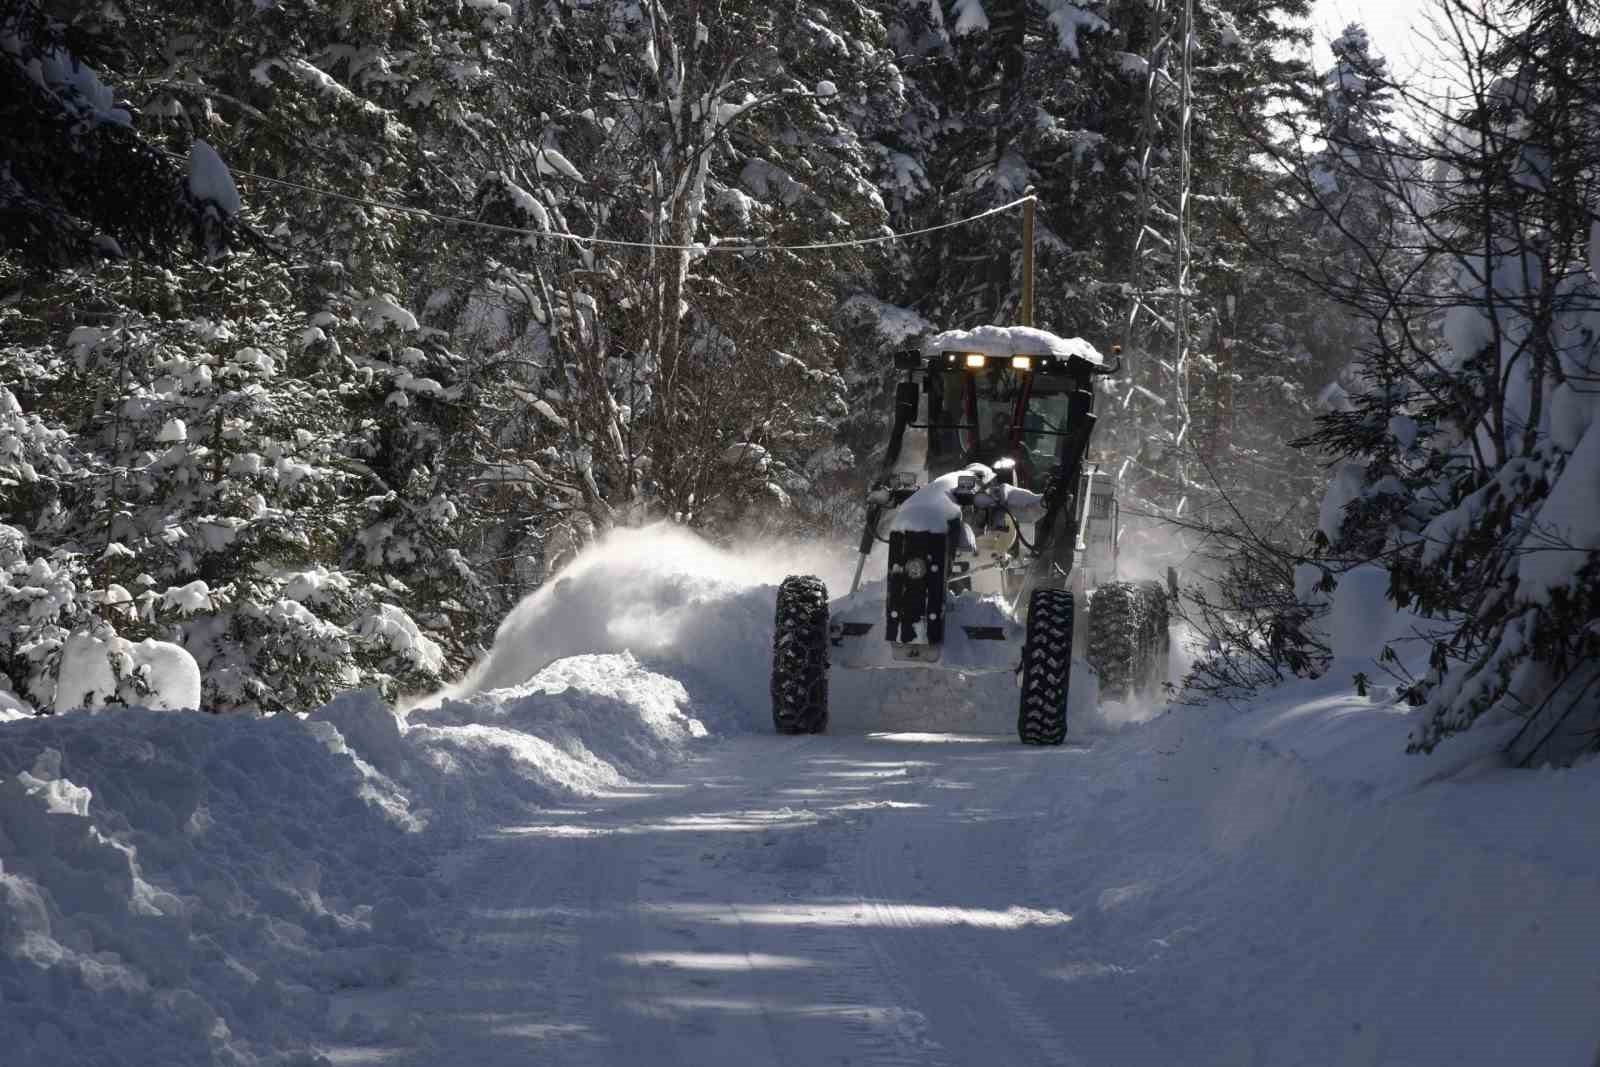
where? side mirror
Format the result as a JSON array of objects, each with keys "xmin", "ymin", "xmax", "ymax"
[{"xmin": 895, "ymin": 380, "xmax": 919, "ymax": 423}]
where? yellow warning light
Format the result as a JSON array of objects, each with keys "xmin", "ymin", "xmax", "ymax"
[
  {"xmin": 964, "ymin": 353, "xmax": 987, "ymax": 369},
  {"xmin": 1011, "ymin": 355, "xmax": 1033, "ymax": 371}
]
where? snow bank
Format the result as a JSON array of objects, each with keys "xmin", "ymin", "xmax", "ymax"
[
  {"xmin": 406, "ymin": 653, "xmax": 708, "ymax": 823},
  {"xmin": 1038, "ymin": 676, "xmax": 1600, "ymax": 1066},
  {"xmin": 0, "ymin": 524, "xmax": 873, "ymax": 1063},
  {"xmin": 0, "ymin": 708, "xmax": 430, "ymax": 1066},
  {"xmin": 1, "ymin": 513, "xmax": 1593, "ymax": 1065}
]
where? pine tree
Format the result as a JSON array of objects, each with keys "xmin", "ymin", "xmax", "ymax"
[
  {"xmin": 1297, "ymin": 0, "xmax": 1600, "ymax": 760},
  {"xmin": 0, "ymin": 0, "xmax": 512, "ymax": 707},
  {"xmin": 0, "ymin": 0, "xmax": 228, "ymax": 265}
]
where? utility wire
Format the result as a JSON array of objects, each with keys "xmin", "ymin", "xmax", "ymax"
[{"xmin": 176, "ymin": 149, "xmax": 1033, "ymax": 254}]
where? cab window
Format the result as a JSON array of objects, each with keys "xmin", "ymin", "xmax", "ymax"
[
  {"xmin": 1022, "ymin": 373, "xmax": 1073, "ymax": 460},
  {"xmin": 927, "ymin": 369, "xmax": 968, "ymax": 462},
  {"xmin": 973, "ymin": 367, "xmax": 1023, "ymax": 453}
]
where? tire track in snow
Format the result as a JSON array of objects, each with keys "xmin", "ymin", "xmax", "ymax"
[
  {"xmin": 637, "ymin": 734, "xmax": 953, "ymax": 1067},
  {"xmin": 853, "ymin": 739, "xmax": 1091, "ymax": 1067},
  {"xmin": 740, "ymin": 736, "xmax": 952, "ymax": 1067}
]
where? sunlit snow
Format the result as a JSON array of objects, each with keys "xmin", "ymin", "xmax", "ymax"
[{"xmin": 2, "ymin": 526, "xmax": 1596, "ymax": 1067}]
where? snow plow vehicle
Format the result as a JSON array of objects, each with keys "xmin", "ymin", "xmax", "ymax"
[{"xmin": 771, "ymin": 325, "xmax": 1170, "ymax": 744}]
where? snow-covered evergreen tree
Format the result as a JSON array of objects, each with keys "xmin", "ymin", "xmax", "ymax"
[
  {"xmin": 0, "ymin": 0, "xmax": 512, "ymax": 708},
  {"xmin": 1300, "ymin": 0, "xmax": 1600, "ymax": 760},
  {"xmin": 0, "ymin": 0, "xmax": 228, "ymax": 264},
  {"xmin": 0, "ymin": 255, "xmax": 457, "ymax": 711}
]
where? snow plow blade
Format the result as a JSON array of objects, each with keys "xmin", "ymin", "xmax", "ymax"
[{"xmin": 827, "ymin": 582, "xmax": 1022, "ymax": 673}]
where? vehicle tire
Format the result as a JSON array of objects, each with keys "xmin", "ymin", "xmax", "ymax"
[
  {"xmin": 1018, "ymin": 588, "xmax": 1074, "ymax": 745},
  {"xmin": 1087, "ymin": 582, "xmax": 1141, "ymax": 703},
  {"xmin": 772, "ymin": 575, "xmax": 829, "ymax": 734},
  {"xmin": 1136, "ymin": 580, "xmax": 1171, "ymax": 697}
]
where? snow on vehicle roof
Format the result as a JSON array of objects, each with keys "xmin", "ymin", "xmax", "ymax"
[{"xmin": 924, "ymin": 324, "xmax": 1104, "ymax": 365}]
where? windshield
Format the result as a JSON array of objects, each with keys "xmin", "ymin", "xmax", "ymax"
[
  {"xmin": 1022, "ymin": 373, "xmax": 1074, "ymax": 461},
  {"xmin": 928, "ymin": 370, "xmax": 967, "ymax": 460},
  {"xmin": 926, "ymin": 366, "xmax": 1054, "ymax": 469},
  {"xmin": 973, "ymin": 367, "xmax": 1023, "ymax": 454}
]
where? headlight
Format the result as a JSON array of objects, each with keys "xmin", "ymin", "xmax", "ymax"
[{"xmin": 905, "ymin": 557, "xmax": 928, "ymax": 580}]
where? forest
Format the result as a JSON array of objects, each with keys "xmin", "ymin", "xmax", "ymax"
[{"xmin": 2, "ymin": 0, "xmax": 1596, "ymax": 761}]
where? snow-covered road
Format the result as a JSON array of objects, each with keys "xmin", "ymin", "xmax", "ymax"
[
  {"xmin": 351, "ymin": 733, "xmax": 1105, "ymax": 1066},
  {"xmin": 331, "ymin": 712, "xmax": 1600, "ymax": 1067}
]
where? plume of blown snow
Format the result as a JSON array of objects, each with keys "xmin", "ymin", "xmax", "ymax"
[
  {"xmin": 414, "ymin": 523, "xmax": 856, "ymax": 727},
  {"xmin": 420, "ymin": 519, "xmax": 1205, "ymax": 738}
]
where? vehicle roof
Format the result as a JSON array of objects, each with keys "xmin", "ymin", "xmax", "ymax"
[{"xmin": 923, "ymin": 325, "xmax": 1105, "ymax": 365}]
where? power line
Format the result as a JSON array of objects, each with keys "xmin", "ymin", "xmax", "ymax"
[{"xmin": 179, "ymin": 150, "xmax": 1033, "ymax": 254}]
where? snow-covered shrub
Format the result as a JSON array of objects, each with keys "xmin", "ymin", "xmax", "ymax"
[
  {"xmin": 52, "ymin": 627, "xmax": 201, "ymax": 712},
  {"xmin": 0, "ymin": 519, "xmax": 93, "ymax": 711}
]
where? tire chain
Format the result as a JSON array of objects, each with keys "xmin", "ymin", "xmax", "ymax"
[
  {"xmin": 1087, "ymin": 582, "xmax": 1142, "ymax": 704},
  {"xmin": 771, "ymin": 575, "xmax": 830, "ymax": 734},
  {"xmin": 1018, "ymin": 588, "xmax": 1074, "ymax": 745},
  {"xmin": 1136, "ymin": 580, "xmax": 1171, "ymax": 696}
]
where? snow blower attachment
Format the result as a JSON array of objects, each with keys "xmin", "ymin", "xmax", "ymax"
[{"xmin": 770, "ymin": 326, "xmax": 1171, "ymax": 744}]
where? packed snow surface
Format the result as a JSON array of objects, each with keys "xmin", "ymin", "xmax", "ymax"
[
  {"xmin": 925, "ymin": 324, "xmax": 1104, "ymax": 364},
  {"xmin": 3, "ymin": 526, "xmax": 1596, "ymax": 1066}
]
